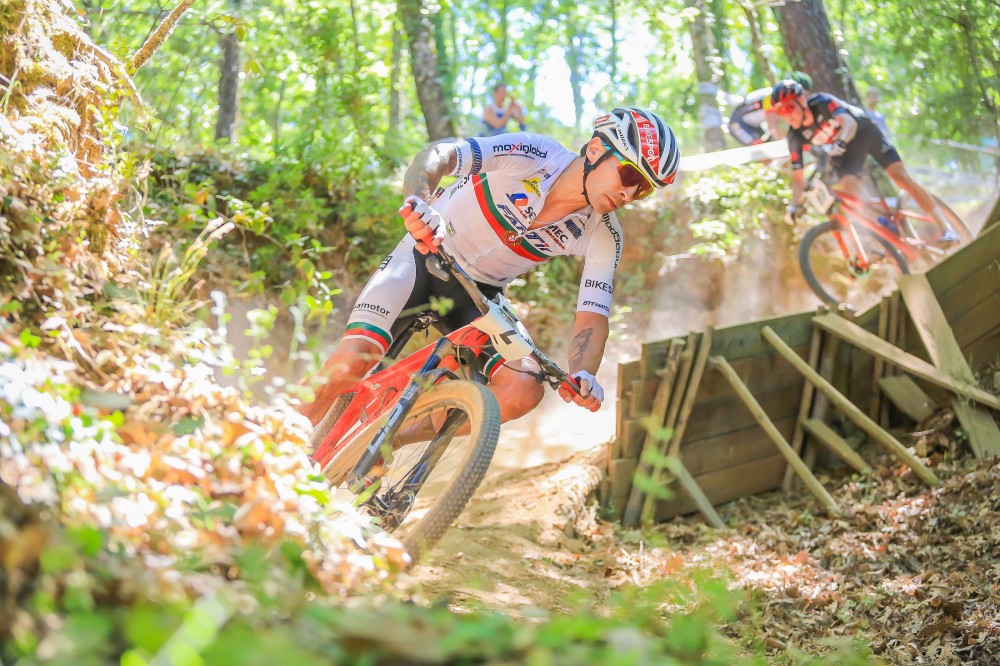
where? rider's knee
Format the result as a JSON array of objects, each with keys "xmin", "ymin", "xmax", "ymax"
[
  {"xmin": 491, "ymin": 368, "xmax": 544, "ymax": 420},
  {"xmin": 323, "ymin": 340, "xmax": 382, "ymax": 379}
]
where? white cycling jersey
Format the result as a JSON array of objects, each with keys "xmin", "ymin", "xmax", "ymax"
[
  {"xmin": 344, "ymin": 132, "xmax": 622, "ymax": 354},
  {"xmin": 436, "ymin": 132, "xmax": 622, "ymax": 316}
]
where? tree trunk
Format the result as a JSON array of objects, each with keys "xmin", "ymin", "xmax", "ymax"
[
  {"xmin": 741, "ymin": 0, "xmax": 774, "ymax": 85},
  {"xmin": 496, "ymin": 0, "xmax": 509, "ymax": 76},
  {"xmin": 685, "ymin": 0, "xmax": 726, "ymax": 151},
  {"xmin": 385, "ymin": 24, "xmax": 405, "ymax": 164},
  {"xmin": 214, "ymin": 30, "xmax": 240, "ymax": 142},
  {"xmin": 774, "ymin": 0, "xmax": 859, "ymax": 103},
  {"xmin": 565, "ymin": 11, "xmax": 584, "ymax": 130},
  {"xmin": 397, "ymin": 0, "xmax": 456, "ymax": 141}
]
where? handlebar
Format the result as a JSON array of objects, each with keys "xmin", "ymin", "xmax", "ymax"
[{"xmin": 426, "ymin": 248, "xmax": 582, "ymax": 397}]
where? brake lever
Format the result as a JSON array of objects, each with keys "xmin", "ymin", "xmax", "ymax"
[{"xmin": 425, "ymin": 254, "xmax": 451, "ymax": 282}]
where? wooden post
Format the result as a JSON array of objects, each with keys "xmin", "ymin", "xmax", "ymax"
[
  {"xmin": 870, "ymin": 296, "xmax": 890, "ymax": 420},
  {"xmin": 763, "ymin": 326, "xmax": 941, "ymax": 487},
  {"xmin": 800, "ymin": 418, "xmax": 872, "ymax": 474},
  {"xmin": 642, "ymin": 329, "xmax": 722, "ymax": 527},
  {"xmin": 812, "ymin": 313, "xmax": 1000, "ymax": 411},
  {"xmin": 622, "ymin": 338, "xmax": 685, "ymax": 526},
  {"xmin": 898, "ymin": 274, "xmax": 1000, "ymax": 457},
  {"xmin": 711, "ymin": 356, "xmax": 840, "ymax": 514},
  {"xmin": 784, "ymin": 325, "xmax": 823, "ymax": 490}
]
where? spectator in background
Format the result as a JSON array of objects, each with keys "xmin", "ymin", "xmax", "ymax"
[
  {"xmin": 482, "ymin": 82, "xmax": 526, "ymax": 136},
  {"xmin": 866, "ymin": 87, "xmax": 891, "ymax": 139},
  {"xmin": 728, "ymin": 71, "xmax": 813, "ymax": 146}
]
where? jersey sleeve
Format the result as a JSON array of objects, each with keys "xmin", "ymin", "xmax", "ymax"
[
  {"xmin": 449, "ymin": 132, "xmax": 559, "ymax": 180},
  {"xmin": 787, "ymin": 133, "xmax": 806, "ymax": 170},
  {"xmin": 575, "ymin": 213, "xmax": 622, "ymax": 317}
]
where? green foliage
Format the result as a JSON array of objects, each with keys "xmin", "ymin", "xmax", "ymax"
[{"xmin": 680, "ymin": 164, "xmax": 795, "ymax": 257}]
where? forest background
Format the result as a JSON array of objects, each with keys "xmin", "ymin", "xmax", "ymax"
[{"xmin": 1, "ymin": 0, "xmax": 998, "ymax": 662}]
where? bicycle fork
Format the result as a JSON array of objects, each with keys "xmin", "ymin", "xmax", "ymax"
[{"xmin": 347, "ymin": 336, "xmax": 455, "ymax": 489}]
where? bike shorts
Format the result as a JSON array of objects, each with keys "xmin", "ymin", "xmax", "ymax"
[
  {"xmin": 344, "ymin": 235, "xmax": 504, "ymax": 355},
  {"xmin": 831, "ymin": 117, "xmax": 900, "ymax": 179},
  {"xmin": 728, "ymin": 116, "xmax": 766, "ymax": 147}
]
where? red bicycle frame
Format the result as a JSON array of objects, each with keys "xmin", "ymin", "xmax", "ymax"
[{"xmin": 310, "ymin": 324, "xmax": 492, "ymax": 469}]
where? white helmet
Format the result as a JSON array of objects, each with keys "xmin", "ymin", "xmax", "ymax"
[{"xmin": 592, "ymin": 107, "xmax": 680, "ymax": 188}]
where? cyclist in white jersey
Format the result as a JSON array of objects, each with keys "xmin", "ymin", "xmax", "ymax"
[{"xmin": 299, "ymin": 107, "xmax": 680, "ymax": 428}]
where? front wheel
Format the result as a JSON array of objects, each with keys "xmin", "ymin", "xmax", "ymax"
[
  {"xmin": 321, "ymin": 380, "xmax": 501, "ymax": 562},
  {"xmin": 799, "ymin": 221, "xmax": 910, "ymax": 312}
]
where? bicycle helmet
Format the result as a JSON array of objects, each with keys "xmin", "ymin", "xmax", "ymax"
[
  {"xmin": 771, "ymin": 79, "xmax": 805, "ymax": 108},
  {"xmin": 591, "ymin": 107, "xmax": 680, "ymax": 188},
  {"xmin": 789, "ymin": 71, "xmax": 813, "ymax": 91}
]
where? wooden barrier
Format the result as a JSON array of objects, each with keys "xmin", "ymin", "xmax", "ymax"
[{"xmin": 604, "ymin": 222, "xmax": 1000, "ymax": 523}]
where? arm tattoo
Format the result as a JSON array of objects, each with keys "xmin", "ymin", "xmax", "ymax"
[{"xmin": 568, "ymin": 328, "xmax": 594, "ymax": 368}]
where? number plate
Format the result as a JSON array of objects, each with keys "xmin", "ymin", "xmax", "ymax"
[{"xmin": 805, "ymin": 180, "xmax": 836, "ymax": 214}]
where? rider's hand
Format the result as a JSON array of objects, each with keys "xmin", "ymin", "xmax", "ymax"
[
  {"xmin": 784, "ymin": 204, "xmax": 803, "ymax": 225},
  {"xmin": 827, "ymin": 139, "xmax": 848, "ymax": 157},
  {"xmin": 400, "ymin": 195, "xmax": 444, "ymax": 255},
  {"xmin": 559, "ymin": 370, "xmax": 604, "ymax": 412}
]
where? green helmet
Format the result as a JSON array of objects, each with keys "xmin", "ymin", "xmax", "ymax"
[{"xmin": 789, "ymin": 71, "xmax": 813, "ymax": 91}]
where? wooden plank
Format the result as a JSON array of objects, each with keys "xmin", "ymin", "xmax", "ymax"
[
  {"xmin": 870, "ymin": 297, "xmax": 891, "ymax": 421},
  {"xmin": 926, "ymin": 221, "xmax": 1000, "ymax": 295},
  {"xmin": 784, "ymin": 326, "xmax": 823, "ymax": 490},
  {"xmin": 962, "ymin": 331, "xmax": 1000, "ymax": 372},
  {"xmin": 619, "ymin": 419, "xmax": 646, "ymax": 459},
  {"xmin": 670, "ymin": 459, "xmax": 725, "ymax": 528},
  {"xmin": 763, "ymin": 325, "xmax": 942, "ymax": 487},
  {"xmin": 608, "ymin": 458, "xmax": 638, "ymax": 497},
  {"xmin": 681, "ymin": 417, "xmax": 797, "ymax": 477},
  {"xmin": 802, "ymin": 332, "xmax": 840, "ymax": 476},
  {"xmin": 683, "ymin": 382, "xmax": 804, "ymax": 442},
  {"xmin": 666, "ymin": 327, "xmax": 714, "ymax": 458},
  {"xmin": 878, "ymin": 375, "xmax": 937, "ymax": 423},
  {"xmin": 800, "ymin": 418, "xmax": 872, "ymax": 474},
  {"xmin": 711, "ymin": 357, "xmax": 839, "ymax": 514},
  {"xmin": 813, "ymin": 313, "xmax": 1000, "ymax": 411},
  {"xmin": 693, "ymin": 347, "xmax": 809, "ymax": 403},
  {"xmin": 629, "ymin": 377, "xmax": 659, "ymax": 419},
  {"xmin": 640, "ymin": 331, "xmax": 703, "ymax": 524},
  {"xmin": 937, "ymin": 262, "xmax": 1000, "ymax": 324},
  {"xmin": 953, "ymin": 292, "xmax": 1000, "ymax": 351},
  {"xmin": 708, "ymin": 311, "xmax": 814, "ymax": 361},
  {"xmin": 639, "ymin": 339, "xmax": 672, "ymax": 379},
  {"xmin": 622, "ymin": 338, "xmax": 685, "ymax": 526},
  {"xmin": 898, "ymin": 274, "xmax": 1000, "ymax": 458},
  {"xmin": 654, "ymin": 454, "xmax": 787, "ymax": 519}
]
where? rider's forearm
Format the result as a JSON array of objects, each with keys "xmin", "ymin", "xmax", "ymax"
[
  {"xmin": 790, "ymin": 170, "xmax": 805, "ymax": 206},
  {"xmin": 567, "ymin": 312, "xmax": 609, "ymax": 376},
  {"xmin": 402, "ymin": 143, "xmax": 458, "ymax": 201},
  {"xmin": 833, "ymin": 112, "xmax": 858, "ymax": 143}
]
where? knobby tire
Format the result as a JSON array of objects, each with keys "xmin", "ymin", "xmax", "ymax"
[
  {"xmin": 318, "ymin": 380, "xmax": 501, "ymax": 562},
  {"xmin": 799, "ymin": 221, "xmax": 909, "ymax": 310}
]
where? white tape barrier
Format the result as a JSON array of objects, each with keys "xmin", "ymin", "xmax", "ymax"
[{"xmin": 678, "ymin": 140, "xmax": 790, "ymax": 172}]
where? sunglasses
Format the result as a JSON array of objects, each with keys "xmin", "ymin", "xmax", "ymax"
[{"xmin": 602, "ymin": 143, "xmax": 656, "ymax": 200}]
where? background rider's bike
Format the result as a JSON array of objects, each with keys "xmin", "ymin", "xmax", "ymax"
[
  {"xmin": 798, "ymin": 151, "xmax": 971, "ymax": 312},
  {"xmin": 307, "ymin": 248, "xmax": 583, "ymax": 562}
]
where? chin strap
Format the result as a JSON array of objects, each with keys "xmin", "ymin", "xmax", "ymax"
[{"xmin": 580, "ymin": 147, "xmax": 614, "ymax": 207}]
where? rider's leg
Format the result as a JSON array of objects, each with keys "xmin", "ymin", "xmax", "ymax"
[
  {"xmin": 884, "ymin": 161, "xmax": 959, "ymax": 240},
  {"xmin": 298, "ymin": 338, "xmax": 382, "ymax": 426},
  {"xmin": 390, "ymin": 356, "xmax": 545, "ymax": 448},
  {"xmin": 486, "ymin": 358, "xmax": 546, "ymax": 423}
]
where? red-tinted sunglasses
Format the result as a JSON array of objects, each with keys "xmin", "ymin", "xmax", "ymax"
[{"xmin": 603, "ymin": 143, "xmax": 656, "ymax": 200}]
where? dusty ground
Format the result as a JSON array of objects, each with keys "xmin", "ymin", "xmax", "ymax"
[{"xmin": 410, "ymin": 427, "xmax": 1000, "ymax": 664}]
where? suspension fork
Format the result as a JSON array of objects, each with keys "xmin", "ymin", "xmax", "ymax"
[
  {"xmin": 830, "ymin": 209, "xmax": 873, "ymax": 272},
  {"xmin": 348, "ymin": 336, "xmax": 456, "ymax": 485}
]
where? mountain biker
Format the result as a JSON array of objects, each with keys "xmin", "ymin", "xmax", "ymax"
[
  {"xmin": 298, "ymin": 108, "xmax": 681, "ymax": 429},
  {"xmin": 771, "ymin": 79, "xmax": 960, "ymax": 241},
  {"xmin": 728, "ymin": 71, "xmax": 812, "ymax": 147}
]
